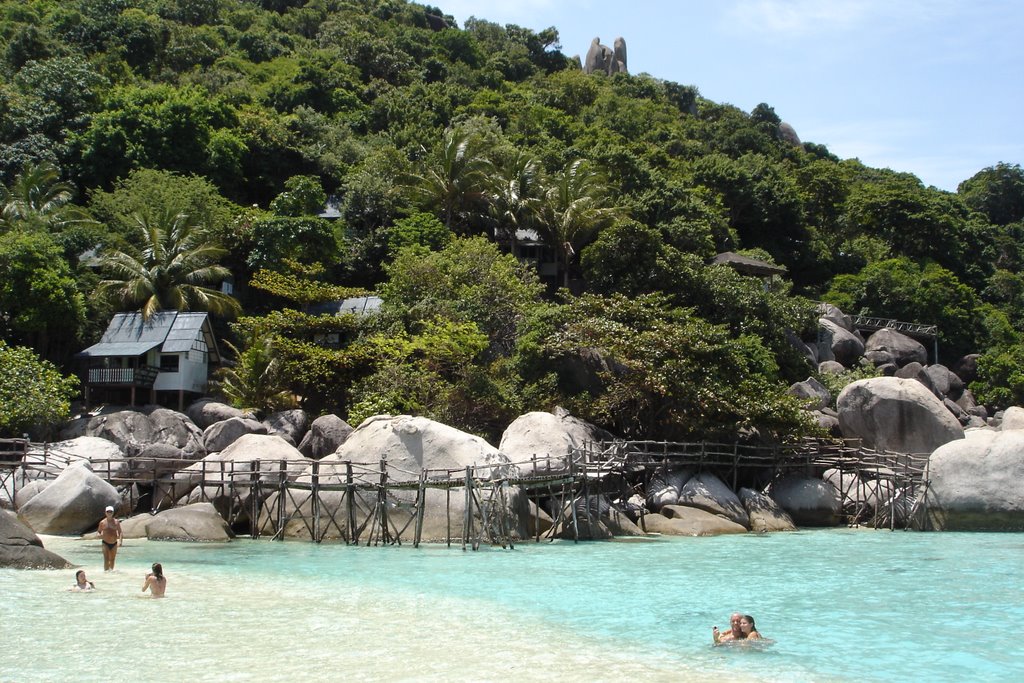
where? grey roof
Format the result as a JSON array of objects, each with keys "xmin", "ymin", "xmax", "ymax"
[
  {"xmin": 77, "ymin": 312, "xmax": 218, "ymax": 360},
  {"xmin": 710, "ymin": 251, "xmax": 787, "ymax": 277},
  {"xmin": 308, "ymin": 295, "xmax": 383, "ymax": 316}
]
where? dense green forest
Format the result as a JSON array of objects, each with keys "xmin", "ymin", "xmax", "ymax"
[{"xmin": 2, "ymin": 0, "xmax": 1024, "ymax": 443}]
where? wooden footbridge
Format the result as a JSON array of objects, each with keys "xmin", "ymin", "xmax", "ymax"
[{"xmin": 0, "ymin": 437, "xmax": 933, "ymax": 549}]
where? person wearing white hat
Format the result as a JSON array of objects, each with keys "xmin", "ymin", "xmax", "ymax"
[{"xmin": 97, "ymin": 505, "xmax": 122, "ymax": 571}]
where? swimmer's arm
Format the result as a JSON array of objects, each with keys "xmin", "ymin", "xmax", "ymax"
[
  {"xmin": 746, "ymin": 630, "xmax": 763, "ymax": 640},
  {"xmin": 712, "ymin": 626, "xmax": 720, "ymax": 644},
  {"xmin": 142, "ymin": 575, "xmax": 152, "ymax": 592}
]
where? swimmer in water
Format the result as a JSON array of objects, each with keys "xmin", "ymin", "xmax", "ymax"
[
  {"xmin": 69, "ymin": 570, "xmax": 95, "ymax": 592},
  {"xmin": 142, "ymin": 563, "xmax": 166, "ymax": 598},
  {"xmin": 712, "ymin": 612, "xmax": 744, "ymax": 644}
]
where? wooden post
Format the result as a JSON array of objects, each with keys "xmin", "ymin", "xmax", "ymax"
[
  {"xmin": 311, "ymin": 460, "xmax": 321, "ymax": 543},
  {"xmin": 345, "ymin": 461, "xmax": 355, "ymax": 545},
  {"xmin": 249, "ymin": 460, "xmax": 259, "ymax": 539},
  {"xmin": 413, "ymin": 468, "xmax": 427, "ymax": 548},
  {"xmin": 462, "ymin": 466, "xmax": 472, "ymax": 551},
  {"xmin": 446, "ymin": 480, "xmax": 452, "ymax": 548}
]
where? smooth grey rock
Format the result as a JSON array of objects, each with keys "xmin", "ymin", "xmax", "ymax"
[
  {"xmin": 146, "ymin": 408, "xmax": 205, "ymax": 456},
  {"xmin": 837, "ymin": 377, "xmax": 964, "ymax": 454},
  {"xmin": 499, "ymin": 410, "xmax": 614, "ymax": 476},
  {"xmin": 818, "ymin": 303, "xmax": 853, "ymax": 331},
  {"xmin": 298, "ymin": 414, "xmax": 353, "ymax": 459},
  {"xmin": 1000, "ymin": 406, "xmax": 1024, "ymax": 431},
  {"xmin": 652, "ymin": 505, "xmax": 748, "ymax": 536},
  {"xmin": 14, "ymin": 480, "xmax": 50, "ymax": 509},
  {"xmin": 865, "ymin": 328, "xmax": 927, "ymax": 368},
  {"xmin": 818, "ymin": 318, "xmax": 864, "ymax": 366},
  {"xmin": 202, "ymin": 417, "xmax": 266, "ymax": 453},
  {"xmin": 738, "ymin": 487, "xmax": 796, "ymax": 532},
  {"xmin": 769, "ymin": 474, "xmax": 841, "ymax": 526},
  {"xmin": 280, "ymin": 416, "xmax": 526, "ymax": 543},
  {"xmin": 186, "ymin": 399, "xmax": 252, "ymax": 430},
  {"xmin": 132, "ymin": 442, "xmax": 198, "ymax": 480},
  {"xmin": 778, "ymin": 121, "xmax": 801, "ymax": 146},
  {"xmin": 645, "ymin": 468, "xmax": 692, "ymax": 512},
  {"xmin": 818, "ymin": 360, "xmax": 846, "ymax": 375},
  {"xmin": 676, "ymin": 472, "xmax": 749, "ymax": 527},
  {"xmin": 951, "ymin": 354, "xmax": 980, "ymax": 385},
  {"xmin": 926, "ymin": 430, "xmax": 1024, "ymax": 530},
  {"xmin": 24, "ymin": 436, "xmax": 127, "ymax": 481},
  {"xmin": 788, "ymin": 377, "xmax": 831, "ymax": 410},
  {"xmin": 263, "ymin": 409, "xmax": 310, "ymax": 445},
  {"xmin": 128, "ymin": 502, "xmax": 234, "ymax": 542},
  {"xmin": 18, "ymin": 462, "xmax": 120, "ymax": 535},
  {"xmin": 924, "ymin": 364, "xmax": 963, "ymax": 401},
  {"xmin": 0, "ymin": 510, "xmax": 72, "ymax": 569}
]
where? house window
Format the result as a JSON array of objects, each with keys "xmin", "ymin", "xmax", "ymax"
[{"xmin": 160, "ymin": 355, "xmax": 180, "ymax": 372}]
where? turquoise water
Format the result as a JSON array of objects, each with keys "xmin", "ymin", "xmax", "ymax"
[{"xmin": 2, "ymin": 529, "xmax": 1023, "ymax": 682}]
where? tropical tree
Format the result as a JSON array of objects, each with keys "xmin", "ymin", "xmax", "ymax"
[
  {"xmin": 406, "ymin": 126, "xmax": 492, "ymax": 233},
  {"xmin": 486, "ymin": 150, "xmax": 544, "ymax": 256},
  {"xmin": 213, "ymin": 329, "xmax": 297, "ymax": 416},
  {"xmin": 0, "ymin": 161, "xmax": 92, "ymax": 233},
  {"xmin": 97, "ymin": 209, "xmax": 241, "ymax": 320},
  {"xmin": 536, "ymin": 159, "xmax": 618, "ymax": 288},
  {"xmin": 0, "ymin": 340, "xmax": 79, "ymax": 439}
]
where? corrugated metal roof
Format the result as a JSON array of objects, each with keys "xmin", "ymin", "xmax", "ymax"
[
  {"xmin": 78, "ymin": 341, "xmax": 162, "ymax": 357},
  {"xmin": 77, "ymin": 311, "xmax": 214, "ymax": 358}
]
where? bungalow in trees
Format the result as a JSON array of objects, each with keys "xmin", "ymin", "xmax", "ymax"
[{"xmin": 76, "ymin": 312, "xmax": 221, "ymax": 410}]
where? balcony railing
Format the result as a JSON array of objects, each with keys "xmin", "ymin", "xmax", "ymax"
[{"xmin": 87, "ymin": 366, "xmax": 159, "ymax": 387}]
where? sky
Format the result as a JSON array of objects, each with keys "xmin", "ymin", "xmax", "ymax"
[{"xmin": 434, "ymin": 0, "xmax": 1023, "ymax": 192}]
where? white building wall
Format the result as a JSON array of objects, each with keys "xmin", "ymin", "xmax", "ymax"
[{"xmin": 152, "ymin": 349, "xmax": 209, "ymax": 393}]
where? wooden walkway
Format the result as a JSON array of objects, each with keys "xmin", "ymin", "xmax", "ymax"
[{"xmin": 0, "ymin": 438, "xmax": 932, "ymax": 548}]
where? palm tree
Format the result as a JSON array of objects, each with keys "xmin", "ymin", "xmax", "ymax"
[
  {"xmin": 213, "ymin": 331, "xmax": 296, "ymax": 415},
  {"xmin": 407, "ymin": 126, "xmax": 492, "ymax": 233},
  {"xmin": 536, "ymin": 159, "xmax": 618, "ymax": 288},
  {"xmin": 97, "ymin": 209, "xmax": 241, "ymax": 320},
  {"xmin": 0, "ymin": 161, "xmax": 93, "ymax": 232},
  {"xmin": 486, "ymin": 151, "xmax": 544, "ymax": 257}
]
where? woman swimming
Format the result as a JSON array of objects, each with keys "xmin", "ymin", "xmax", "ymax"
[
  {"xmin": 69, "ymin": 570, "xmax": 94, "ymax": 592},
  {"xmin": 739, "ymin": 615, "xmax": 762, "ymax": 640},
  {"xmin": 142, "ymin": 563, "xmax": 167, "ymax": 598}
]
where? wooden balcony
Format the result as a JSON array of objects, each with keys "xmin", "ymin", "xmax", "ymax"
[{"xmin": 86, "ymin": 366, "xmax": 159, "ymax": 387}]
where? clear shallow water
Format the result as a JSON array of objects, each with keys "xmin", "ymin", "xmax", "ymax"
[{"xmin": 2, "ymin": 529, "xmax": 1023, "ymax": 682}]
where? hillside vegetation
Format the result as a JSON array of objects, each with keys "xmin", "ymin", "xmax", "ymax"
[{"xmin": 2, "ymin": 0, "xmax": 1024, "ymax": 443}]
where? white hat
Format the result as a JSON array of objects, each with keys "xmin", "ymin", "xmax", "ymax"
[{"xmin": 105, "ymin": 505, "xmax": 114, "ymax": 513}]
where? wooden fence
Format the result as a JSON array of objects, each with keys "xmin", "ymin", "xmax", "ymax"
[{"xmin": 0, "ymin": 437, "xmax": 932, "ymax": 548}]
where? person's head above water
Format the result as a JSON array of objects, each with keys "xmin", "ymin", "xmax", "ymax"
[
  {"xmin": 151, "ymin": 563, "xmax": 163, "ymax": 578},
  {"xmin": 75, "ymin": 570, "xmax": 87, "ymax": 584},
  {"xmin": 740, "ymin": 615, "xmax": 757, "ymax": 634},
  {"xmin": 729, "ymin": 613, "xmax": 743, "ymax": 635}
]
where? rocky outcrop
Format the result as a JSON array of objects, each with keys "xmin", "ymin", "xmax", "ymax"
[
  {"xmin": 837, "ymin": 377, "xmax": 964, "ymax": 454},
  {"xmin": 646, "ymin": 505, "xmax": 747, "ymax": 536},
  {"xmin": 817, "ymin": 318, "xmax": 864, "ymax": 366},
  {"xmin": 23, "ymin": 436, "xmax": 127, "ymax": 481},
  {"xmin": 499, "ymin": 409, "xmax": 614, "ymax": 476},
  {"xmin": 0, "ymin": 510, "xmax": 72, "ymax": 569},
  {"xmin": 645, "ymin": 468, "xmax": 692, "ymax": 512},
  {"xmin": 262, "ymin": 409, "xmax": 310, "ymax": 445},
  {"xmin": 925, "ymin": 430, "xmax": 1024, "ymax": 530},
  {"xmin": 276, "ymin": 415, "xmax": 526, "ymax": 543},
  {"xmin": 583, "ymin": 36, "xmax": 627, "ymax": 75},
  {"xmin": 186, "ymin": 399, "xmax": 252, "ymax": 430},
  {"xmin": 864, "ymin": 328, "xmax": 927, "ymax": 368},
  {"xmin": 298, "ymin": 414, "xmax": 353, "ymax": 459},
  {"xmin": 202, "ymin": 417, "xmax": 266, "ymax": 453},
  {"xmin": 120, "ymin": 502, "xmax": 234, "ymax": 541},
  {"xmin": 739, "ymin": 488, "xmax": 796, "ymax": 532},
  {"xmin": 60, "ymin": 409, "xmax": 202, "ymax": 458},
  {"xmin": 769, "ymin": 474, "xmax": 841, "ymax": 526},
  {"xmin": 676, "ymin": 473, "xmax": 749, "ymax": 528},
  {"xmin": 17, "ymin": 462, "xmax": 120, "ymax": 535}
]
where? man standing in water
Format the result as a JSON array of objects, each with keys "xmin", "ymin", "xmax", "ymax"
[{"xmin": 98, "ymin": 505, "xmax": 122, "ymax": 571}]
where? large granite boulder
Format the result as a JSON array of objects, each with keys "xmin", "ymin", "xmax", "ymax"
[
  {"xmin": 298, "ymin": 414, "xmax": 353, "ymax": 459},
  {"xmin": 769, "ymin": 474, "xmax": 841, "ymax": 526},
  {"xmin": 788, "ymin": 377, "xmax": 831, "ymax": 410},
  {"xmin": 23, "ymin": 436, "xmax": 127, "ymax": 481},
  {"xmin": 499, "ymin": 409, "xmax": 614, "ymax": 476},
  {"xmin": 60, "ymin": 409, "xmax": 202, "ymax": 458},
  {"xmin": 275, "ymin": 415, "xmax": 526, "ymax": 543},
  {"xmin": 131, "ymin": 442, "xmax": 198, "ymax": 480},
  {"xmin": 18, "ymin": 462, "xmax": 120, "ymax": 535},
  {"xmin": 818, "ymin": 318, "xmax": 864, "ymax": 366},
  {"xmin": 647, "ymin": 505, "xmax": 747, "ymax": 536},
  {"xmin": 168, "ymin": 435, "xmax": 309, "ymax": 518},
  {"xmin": 262, "ymin": 409, "xmax": 310, "ymax": 446},
  {"xmin": 120, "ymin": 502, "xmax": 233, "ymax": 541},
  {"xmin": 186, "ymin": 399, "xmax": 252, "ymax": 430},
  {"xmin": 738, "ymin": 488, "xmax": 796, "ymax": 532},
  {"xmin": 202, "ymin": 417, "xmax": 267, "ymax": 453},
  {"xmin": 645, "ymin": 468, "xmax": 692, "ymax": 512},
  {"xmin": 925, "ymin": 430, "xmax": 1024, "ymax": 530},
  {"xmin": 676, "ymin": 473, "xmax": 749, "ymax": 528},
  {"xmin": 837, "ymin": 377, "xmax": 964, "ymax": 454},
  {"xmin": 0, "ymin": 510, "xmax": 72, "ymax": 569},
  {"xmin": 999, "ymin": 406, "xmax": 1024, "ymax": 431},
  {"xmin": 14, "ymin": 479, "xmax": 51, "ymax": 509},
  {"xmin": 923, "ymin": 364, "xmax": 963, "ymax": 401},
  {"xmin": 864, "ymin": 329, "xmax": 927, "ymax": 368}
]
